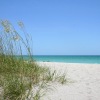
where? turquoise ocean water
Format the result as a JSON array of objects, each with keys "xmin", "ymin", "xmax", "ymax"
[{"xmin": 22, "ymin": 55, "xmax": 100, "ymax": 64}]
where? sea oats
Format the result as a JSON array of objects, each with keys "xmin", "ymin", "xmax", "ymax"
[{"xmin": 13, "ymin": 35, "xmax": 20, "ymax": 41}]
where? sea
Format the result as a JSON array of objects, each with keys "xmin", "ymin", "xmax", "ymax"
[{"xmin": 21, "ymin": 55, "xmax": 100, "ymax": 64}]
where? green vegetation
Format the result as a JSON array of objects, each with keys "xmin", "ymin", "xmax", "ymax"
[{"xmin": 0, "ymin": 20, "xmax": 67, "ymax": 100}]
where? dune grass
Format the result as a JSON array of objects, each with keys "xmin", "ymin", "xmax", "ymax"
[{"xmin": 0, "ymin": 20, "xmax": 67, "ymax": 100}]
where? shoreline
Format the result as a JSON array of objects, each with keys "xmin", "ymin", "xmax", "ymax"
[
  {"xmin": 37, "ymin": 62, "xmax": 100, "ymax": 100},
  {"xmin": 37, "ymin": 61, "xmax": 100, "ymax": 65}
]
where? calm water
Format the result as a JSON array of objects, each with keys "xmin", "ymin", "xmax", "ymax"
[{"xmin": 21, "ymin": 55, "xmax": 100, "ymax": 64}]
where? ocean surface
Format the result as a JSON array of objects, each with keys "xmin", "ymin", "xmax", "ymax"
[{"xmin": 21, "ymin": 55, "xmax": 100, "ymax": 64}]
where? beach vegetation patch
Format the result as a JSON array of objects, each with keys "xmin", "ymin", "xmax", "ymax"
[{"xmin": 0, "ymin": 20, "xmax": 67, "ymax": 100}]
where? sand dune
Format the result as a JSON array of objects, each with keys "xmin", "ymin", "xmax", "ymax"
[{"xmin": 37, "ymin": 62, "xmax": 100, "ymax": 100}]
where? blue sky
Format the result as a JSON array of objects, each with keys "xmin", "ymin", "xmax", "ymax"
[{"xmin": 0, "ymin": 0, "xmax": 100, "ymax": 55}]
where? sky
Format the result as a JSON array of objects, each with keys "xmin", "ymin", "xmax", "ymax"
[{"xmin": 0, "ymin": 0, "xmax": 100, "ymax": 55}]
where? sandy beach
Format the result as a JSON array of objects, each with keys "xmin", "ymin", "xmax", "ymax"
[{"xmin": 37, "ymin": 62, "xmax": 100, "ymax": 100}]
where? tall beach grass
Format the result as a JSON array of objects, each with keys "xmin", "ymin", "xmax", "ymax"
[{"xmin": 0, "ymin": 20, "xmax": 67, "ymax": 100}]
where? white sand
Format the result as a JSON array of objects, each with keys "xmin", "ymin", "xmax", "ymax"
[{"xmin": 37, "ymin": 62, "xmax": 100, "ymax": 100}]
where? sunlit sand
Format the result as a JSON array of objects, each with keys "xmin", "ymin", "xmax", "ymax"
[{"xmin": 37, "ymin": 62, "xmax": 100, "ymax": 100}]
